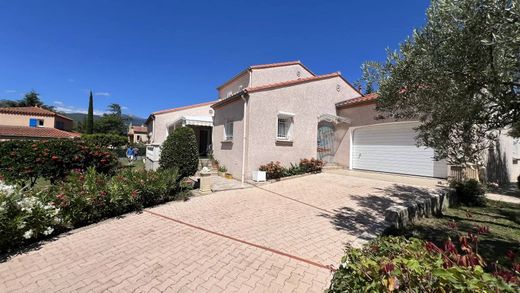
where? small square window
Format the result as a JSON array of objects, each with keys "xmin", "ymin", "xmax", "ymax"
[
  {"xmin": 224, "ymin": 121, "xmax": 234, "ymax": 141},
  {"xmin": 277, "ymin": 118, "xmax": 289, "ymax": 139},
  {"xmin": 276, "ymin": 113, "xmax": 294, "ymax": 141}
]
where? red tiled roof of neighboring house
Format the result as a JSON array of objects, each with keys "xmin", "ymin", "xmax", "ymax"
[
  {"xmin": 217, "ymin": 60, "xmax": 316, "ymax": 90},
  {"xmin": 152, "ymin": 101, "xmax": 216, "ymax": 115},
  {"xmin": 0, "ymin": 106, "xmax": 74, "ymax": 120},
  {"xmin": 335, "ymin": 93, "xmax": 379, "ymax": 109},
  {"xmin": 131, "ymin": 126, "xmax": 148, "ymax": 133},
  {"xmin": 0, "ymin": 126, "xmax": 81, "ymax": 139},
  {"xmin": 212, "ymin": 72, "xmax": 356, "ymax": 109}
]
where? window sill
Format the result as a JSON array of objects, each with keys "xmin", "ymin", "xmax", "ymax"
[
  {"xmin": 276, "ymin": 138, "xmax": 293, "ymax": 143},
  {"xmin": 221, "ymin": 139, "xmax": 233, "ymax": 143},
  {"xmin": 275, "ymin": 139, "xmax": 293, "ymax": 146}
]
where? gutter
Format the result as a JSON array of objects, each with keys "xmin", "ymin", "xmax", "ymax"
[{"xmin": 241, "ymin": 93, "xmax": 249, "ymax": 183}]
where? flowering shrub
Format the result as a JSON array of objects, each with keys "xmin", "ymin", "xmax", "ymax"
[
  {"xmin": 259, "ymin": 158, "xmax": 324, "ymax": 180},
  {"xmin": 328, "ymin": 236, "xmax": 518, "ymax": 292},
  {"xmin": 0, "ymin": 188, "xmax": 62, "ymax": 252},
  {"xmin": 0, "ymin": 140, "xmax": 118, "ymax": 187},
  {"xmin": 259, "ymin": 161, "xmax": 286, "ymax": 180}
]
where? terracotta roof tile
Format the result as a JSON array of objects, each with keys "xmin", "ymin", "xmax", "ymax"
[
  {"xmin": 0, "ymin": 126, "xmax": 80, "ymax": 139},
  {"xmin": 131, "ymin": 126, "xmax": 148, "ymax": 132},
  {"xmin": 335, "ymin": 93, "xmax": 379, "ymax": 108},
  {"xmin": 0, "ymin": 106, "xmax": 56, "ymax": 116}
]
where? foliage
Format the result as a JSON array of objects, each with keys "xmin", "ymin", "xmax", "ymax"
[
  {"xmin": 0, "ymin": 140, "xmax": 117, "ymax": 187},
  {"xmin": 159, "ymin": 127, "xmax": 198, "ymax": 178},
  {"xmin": 517, "ymin": 175, "xmax": 520, "ymax": 190},
  {"xmin": 0, "ymin": 188, "xmax": 62, "ymax": 253},
  {"xmin": 451, "ymin": 179, "xmax": 487, "ymax": 207},
  {"xmin": 86, "ymin": 91, "xmax": 94, "ymax": 134},
  {"xmin": 328, "ymin": 236, "xmax": 518, "ymax": 292},
  {"xmin": 218, "ymin": 165, "xmax": 227, "ymax": 173},
  {"xmin": 298, "ymin": 158, "xmax": 324, "ymax": 173},
  {"xmin": 82, "ymin": 133, "xmax": 127, "ymax": 148},
  {"xmin": 0, "ymin": 91, "xmax": 55, "ymax": 111},
  {"xmin": 360, "ymin": 0, "xmax": 520, "ymax": 165},
  {"xmin": 259, "ymin": 161, "xmax": 286, "ymax": 180},
  {"xmin": 93, "ymin": 104, "xmax": 128, "ymax": 136}
]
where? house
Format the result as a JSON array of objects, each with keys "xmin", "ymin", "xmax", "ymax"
[
  {"xmin": 0, "ymin": 106, "xmax": 79, "ymax": 141},
  {"xmin": 127, "ymin": 125, "xmax": 149, "ymax": 144},
  {"xmin": 144, "ymin": 101, "xmax": 215, "ymax": 170},
  {"xmin": 212, "ymin": 61, "xmax": 361, "ymax": 182}
]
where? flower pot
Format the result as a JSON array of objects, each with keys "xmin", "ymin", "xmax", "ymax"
[
  {"xmin": 218, "ymin": 171, "xmax": 225, "ymax": 177},
  {"xmin": 252, "ymin": 170, "xmax": 266, "ymax": 182},
  {"xmin": 225, "ymin": 173, "xmax": 233, "ymax": 179}
]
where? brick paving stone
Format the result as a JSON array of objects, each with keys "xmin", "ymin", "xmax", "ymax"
[{"xmin": 0, "ymin": 173, "xmax": 439, "ymax": 292}]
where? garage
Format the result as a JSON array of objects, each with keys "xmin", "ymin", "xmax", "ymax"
[{"xmin": 351, "ymin": 122, "xmax": 448, "ymax": 178}]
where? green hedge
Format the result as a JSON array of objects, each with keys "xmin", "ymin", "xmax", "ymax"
[
  {"xmin": 159, "ymin": 127, "xmax": 198, "ymax": 178},
  {"xmin": 0, "ymin": 140, "xmax": 118, "ymax": 187}
]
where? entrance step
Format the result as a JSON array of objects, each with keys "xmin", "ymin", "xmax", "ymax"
[{"xmin": 322, "ymin": 164, "xmax": 343, "ymax": 172}]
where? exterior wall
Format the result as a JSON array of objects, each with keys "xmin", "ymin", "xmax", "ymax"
[
  {"xmin": 54, "ymin": 116, "xmax": 73, "ymax": 131},
  {"xmin": 150, "ymin": 104, "xmax": 213, "ymax": 146},
  {"xmin": 212, "ymin": 99, "xmax": 245, "ymax": 178},
  {"xmin": 0, "ymin": 113, "xmax": 55, "ymax": 128},
  {"xmin": 131, "ymin": 133, "xmax": 148, "ymax": 143},
  {"xmin": 218, "ymin": 72, "xmax": 250, "ymax": 100},
  {"xmin": 485, "ymin": 132, "xmax": 520, "ymax": 183},
  {"xmin": 335, "ymin": 102, "xmax": 406, "ymax": 168},
  {"xmin": 250, "ymin": 64, "xmax": 313, "ymax": 87},
  {"xmin": 244, "ymin": 76, "xmax": 359, "ymax": 179}
]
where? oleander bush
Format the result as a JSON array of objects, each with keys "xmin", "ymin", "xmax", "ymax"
[
  {"xmin": 0, "ymin": 188, "xmax": 62, "ymax": 252},
  {"xmin": 328, "ymin": 236, "xmax": 519, "ymax": 292},
  {"xmin": 451, "ymin": 179, "xmax": 487, "ymax": 207},
  {"xmin": 0, "ymin": 140, "xmax": 117, "ymax": 187},
  {"xmin": 259, "ymin": 158, "xmax": 324, "ymax": 180}
]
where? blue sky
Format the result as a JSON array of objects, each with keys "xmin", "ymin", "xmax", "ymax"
[{"xmin": 0, "ymin": 0, "xmax": 429, "ymax": 118}]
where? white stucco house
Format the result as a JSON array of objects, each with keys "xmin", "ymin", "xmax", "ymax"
[{"xmin": 144, "ymin": 60, "xmax": 519, "ymax": 183}]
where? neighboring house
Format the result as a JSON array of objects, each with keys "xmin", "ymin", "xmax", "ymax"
[
  {"xmin": 127, "ymin": 125, "xmax": 149, "ymax": 144},
  {"xmin": 0, "ymin": 106, "xmax": 79, "ymax": 141},
  {"xmin": 144, "ymin": 101, "xmax": 215, "ymax": 170},
  {"xmin": 212, "ymin": 61, "xmax": 361, "ymax": 182}
]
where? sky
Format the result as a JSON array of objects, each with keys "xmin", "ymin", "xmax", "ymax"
[{"xmin": 0, "ymin": 0, "xmax": 429, "ymax": 118}]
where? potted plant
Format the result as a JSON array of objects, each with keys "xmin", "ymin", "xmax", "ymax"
[
  {"xmin": 252, "ymin": 170, "xmax": 267, "ymax": 182},
  {"xmin": 225, "ymin": 172, "xmax": 233, "ymax": 179},
  {"xmin": 218, "ymin": 165, "xmax": 227, "ymax": 177}
]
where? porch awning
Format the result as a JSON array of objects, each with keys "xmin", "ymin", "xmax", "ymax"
[
  {"xmin": 318, "ymin": 113, "xmax": 351, "ymax": 124},
  {"xmin": 173, "ymin": 115, "xmax": 213, "ymax": 127}
]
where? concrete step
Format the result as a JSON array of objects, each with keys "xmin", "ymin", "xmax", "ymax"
[{"xmin": 322, "ymin": 164, "xmax": 343, "ymax": 172}]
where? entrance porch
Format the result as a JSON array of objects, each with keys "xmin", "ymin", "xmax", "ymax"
[{"xmin": 168, "ymin": 115, "xmax": 213, "ymax": 157}]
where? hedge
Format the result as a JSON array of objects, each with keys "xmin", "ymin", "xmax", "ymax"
[{"xmin": 159, "ymin": 127, "xmax": 198, "ymax": 178}]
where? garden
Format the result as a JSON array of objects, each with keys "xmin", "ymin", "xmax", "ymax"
[{"xmin": 0, "ymin": 127, "xmax": 199, "ymax": 254}]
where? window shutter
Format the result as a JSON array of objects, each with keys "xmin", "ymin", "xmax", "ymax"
[{"xmin": 29, "ymin": 118, "xmax": 37, "ymax": 127}]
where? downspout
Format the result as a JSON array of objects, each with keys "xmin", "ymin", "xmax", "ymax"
[{"xmin": 241, "ymin": 93, "xmax": 248, "ymax": 183}]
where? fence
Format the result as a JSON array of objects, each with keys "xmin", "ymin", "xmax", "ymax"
[{"xmin": 448, "ymin": 165, "xmax": 480, "ymax": 181}]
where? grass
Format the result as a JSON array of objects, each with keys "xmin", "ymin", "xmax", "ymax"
[
  {"xmin": 117, "ymin": 157, "xmax": 145, "ymax": 171},
  {"xmin": 387, "ymin": 200, "xmax": 520, "ymax": 266}
]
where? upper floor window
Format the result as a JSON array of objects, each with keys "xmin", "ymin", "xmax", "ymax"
[
  {"xmin": 224, "ymin": 121, "xmax": 234, "ymax": 141},
  {"xmin": 29, "ymin": 118, "xmax": 44, "ymax": 128}
]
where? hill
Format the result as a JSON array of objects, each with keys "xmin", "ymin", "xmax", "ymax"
[{"xmin": 64, "ymin": 113, "xmax": 147, "ymax": 127}]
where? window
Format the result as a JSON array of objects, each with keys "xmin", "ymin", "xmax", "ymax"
[
  {"xmin": 224, "ymin": 121, "xmax": 234, "ymax": 141},
  {"xmin": 513, "ymin": 138, "xmax": 520, "ymax": 159},
  {"xmin": 29, "ymin": 118, "xmax": 44, "ymax": 128},
  {"xmin": 55, "ymin": 120, "xmax": 64, "ymax": 130},
  {"xmin": 276, "ymin": 112, "xmax": 294, "ymax": 141}
]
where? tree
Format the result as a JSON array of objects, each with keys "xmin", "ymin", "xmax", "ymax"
[
  {"xmin": 159, "ymin": 127, "xmax": 198, "ymax": 179},
  {"xmin": 86, "ymin": 91, "xmax": 94, "ymax": 134},
  {"xmin": 361, "ymin": 0, "xmax": 520, "ymax": 166},
  {"xmin": 93, "ymin": 103, "xmax": 127, "ymax": 135},
  {"xmin": 0, "ymin": 91, "xmax": 55, "ymax": 110}
]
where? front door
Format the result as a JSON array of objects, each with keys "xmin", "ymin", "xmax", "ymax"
[
  {"xmin": 317, "ymin": 122, "xmax": 335, "ymax": 163},
  {"xmin": 199, "ymin": 129, "xmax": 209, "ymax": 156}
]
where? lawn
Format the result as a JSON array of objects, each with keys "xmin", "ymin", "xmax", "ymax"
[{"xmin": 387, "ymin": 200, "xmax": 520, "ymax": 266}]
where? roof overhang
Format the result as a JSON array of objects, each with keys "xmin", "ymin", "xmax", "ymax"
[{"xmin": 171, "ymin": 115, "xmax": 213, "ymax": 127}]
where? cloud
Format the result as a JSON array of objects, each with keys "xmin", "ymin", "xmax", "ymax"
[
  {"xmin": 54, "ymin": 103, "xmax": 108, "ymax": 116},
  {"xmin": 94, "ymin": 92, "xmax": 111, "ymax": 97},
  {"xmin": 66, "ymin": 78, "xmax": 75, "ymax": 83},
  {"xmin": 4, "ymin": 89, "xmax": 16, "ymax": 94},
  {"xmin": 121, "ymin": 106, "xmax": 128, "ymax": 110},
  {"xmin": 53, "ymin": 101, "xmax": 64, "ymax": 106}
]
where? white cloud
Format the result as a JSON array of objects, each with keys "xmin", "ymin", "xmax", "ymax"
[
  {"xmin": 66, "ymin": 78, "xmax": 75, "ymax": 83},
  {"xmin": 54, "ymin": 104, "xmax": 108, "ymax": 116},
  {"xmin": 121, "ymin": 106, "xmax": 128, "ymax": 110},
  {"xmin": 4, "ymin": 89, "xmax": 16, "ymax": 94},
  {"xmin": 53, "ymin": 101, "xmax": 64, "ymax": 106},
  {"xmin": 94, "ymin": 92, "xmax": 111, "ymax": 97}
]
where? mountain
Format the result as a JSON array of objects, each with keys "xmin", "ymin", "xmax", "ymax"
[{"xmin": 63, "ymin": 113, "xmax": 147, "ymax": 127}]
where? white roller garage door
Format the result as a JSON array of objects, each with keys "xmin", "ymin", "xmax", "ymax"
[{"xmin": 352, "ymin": 122, "xmax": 447, "ymax": 178}]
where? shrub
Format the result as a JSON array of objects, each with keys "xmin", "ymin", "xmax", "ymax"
[
  {"xmin": 0, "ymin": 188, "xmax": 62, "ymax": 253},
  {"xmin": 82, "ymin": 133, "xmax": 127, "ymax": 148},
  {"xmin": 0, "ymin": 140, "xmax": 117, "ymax": 187},
  {"xmin": 328, "ymin": 236, "xmax": 518, "ymax": 292},
  {"xmin": 259, "ymin": 161, "xmax": 286, "ymax": 180},
  {"xmin": 451, "ymin": 179, "xmax": 487, "ymax": 206},
  {"xmin": 114, "ymin": 144, "xmax": 147, "ymax": 158},
  {"xmin": 299, "ymin": 158, "xmax": 324, "ymax": 173},
  {"xmin": 218, "ymin": 165, "xmax": 227, "ymax": 173},
  {"xmin": 159, "ymin": 127, "xmax": 198, "ymax": 178}
]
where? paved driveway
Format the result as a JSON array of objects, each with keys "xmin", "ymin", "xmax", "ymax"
[{"xmin": 0, "ymin": 172, "xmax": 438, "ymax": 292}]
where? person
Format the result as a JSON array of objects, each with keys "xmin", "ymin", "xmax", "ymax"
[
  {"xmin": 132, "ymin": 147, "xmax": 139, "ymax": 161},
  {"xmin": 126, "ymin": 146, "xmax": 134, "ymax": 163}
]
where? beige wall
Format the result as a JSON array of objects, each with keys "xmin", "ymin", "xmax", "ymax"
[
  {"xmin": 54, "ymin": 116, "xmax": 73, "ymax": 131},
  {"xmin": 250, "ymin": 64, "xmax": 313, "ymax": 87},
  {"xmin": 212, "ymin": 99, "xmax": 245, "ymax": 178},
  {"xmin": 0, "ymin": 113, "xmax": 55, "ymax": 128},
  {"xmin": 149, "ymin": 104, "xmax": 213, "ymax": 145},
  {"xmin": 219, "ymin": 76, "xmax": 358, "ymax": 179},
  {"xmin": 218, "ymin": 72, "xmax": 250, "ymax": 100},
  {"xmin": 485, "ymin": 132, "xmax": 520, "ymax": 183}
]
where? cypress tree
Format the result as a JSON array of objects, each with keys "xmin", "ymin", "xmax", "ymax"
[{"xmin": 86, "ymin": 91, "xmax": 94, "ymax": 134}]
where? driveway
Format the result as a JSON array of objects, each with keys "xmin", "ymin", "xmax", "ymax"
[{"xmin": 0, "ymin": 172, "xmax": 439, "ymax": 292}]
